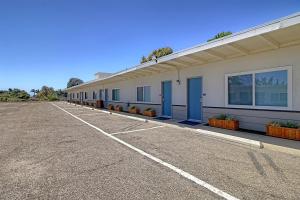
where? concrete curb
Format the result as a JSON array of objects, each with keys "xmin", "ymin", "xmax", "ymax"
[
  {"xmin": 64, "ymin": 102, "xmax": 300, "ymax": 155},
  {"xmin": 262, "ymin": 143, "xmax": 300, "ymax": 156}
]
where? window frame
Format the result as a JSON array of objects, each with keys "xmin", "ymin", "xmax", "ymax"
[
  {"xmin": 136, "ymin": 86, "xmax": 151, "ymax": 103},
  {"xmin": 225, "ymin": 66, "xmax": 292, "ymax": 110},
  {"xmin": 112, "ymin": 88, "xmax": 120, "ymax": 102}
]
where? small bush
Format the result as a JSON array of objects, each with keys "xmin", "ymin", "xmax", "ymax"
[
  {"xmin": 269, "ymin": 121, "xmax": 299, "ymax": 129},
  {"xmin": 215, "ymin": 114, "xmax": 236, "ymax": 121},
  {"xmin": 145, "ymin": 107, "xmax": 153, "ymax": 111}
]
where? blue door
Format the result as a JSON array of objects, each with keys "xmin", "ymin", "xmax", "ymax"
[
  {"xmin": 104, "ymin": 89, "xmax": 108, "ymax": 107},
  {"xmin": 162, "ymin": 81, "xmax": 172, "ymax": 117},
  {"xmin": 188, "ymin": 77, "xmax": 202, "ymax": 121}
]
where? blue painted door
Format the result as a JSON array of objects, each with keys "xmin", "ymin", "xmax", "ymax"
[
  {"xmin": 188, "ymin": 77, "xmax": 202, "ymax": 121},
  {"xmin": 104, "ymin": 89, "xmax": 108, "ymax": 107},
  {"xmin": 162, "ymin": 81, "xmax": 172, "ymax": 117}
]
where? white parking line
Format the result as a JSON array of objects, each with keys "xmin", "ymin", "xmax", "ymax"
[
  {"xmin": 51, "ymin": 103, "xmax": 239, "ymax": 200},
  {"xmin": 111, "ymin": 125, "xmax": 164, "ymax": 135},
  {"xmin": 64, "ymin": 102, "xmax": 262, "ymax": 149},
  {"xmin": 77, "ymin": 113, "xmax": 100, "ymax": 116}
]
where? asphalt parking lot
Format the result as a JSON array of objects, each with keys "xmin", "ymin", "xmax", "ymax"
[{"xmin": 0, "ymin": 102, "xmax": 299, "ymax": 200}]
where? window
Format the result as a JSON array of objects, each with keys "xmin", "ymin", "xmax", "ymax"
[
  {"xmin": 137, "ymin": 86, "xmax": 151, "ymax": 102},
  {"xmin": 93, "ymin": 91, "xmax": 96, "ymax": 99},
  {"xmin": 99, "ymin": 89, "xmax": 102, "ymax": 100},
  {"xmin": 85, "ymin": 92, "xmax": 88, "ymax": 99},
  {"xmin": 137, "ymin": 87, "xmax": 143, "ymax": 101},
  {"xmin": 72, "ymin": 93, "xmax": 75, "ymax": 99},
  {"xmin": 255, "ymin": 70, "xmax": 287, "ymax": 107},
  {"xmin": 77, "ymin": 93, "xmax": 79, "ymax": 99},
  {"xmin": 112, "ymin": 89, "xmax": 120, "ymax": 101},
  {"xmin": 228, "ymin": 74, "xmax": 253, "ymax": 105},
  {"xmin": 226, "ymin": 67, "xmax": 291, "ymax": 109}
]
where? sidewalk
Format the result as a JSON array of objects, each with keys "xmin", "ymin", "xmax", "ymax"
[{"xmin": 68, "ymin": 102, "xmax": 300, "ymax": 156}]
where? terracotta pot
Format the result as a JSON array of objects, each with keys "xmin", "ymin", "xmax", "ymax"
[
  {"xmin": 267, "ymin": 125, "xmax": 282, "ymax": 138},
  {"xmin": 129, "ymin": 108, "xmax": 140, "ymax": 114},
  {"xmin": 115, "ymin": 106, "xmax": 123, "ymax": 112},
  {"xmin": 208, "ymin": 118, "xmax": 216, "ymax": 127},
  {"xmin": 285, "ymin": 128, "xmax": 297, "ymax": 140},
  {"xmin": 209, "ymin": 118, "xmax": 239, "ymax": 131},
  {"xmin": 143, "ymin": 110, "xmax": 156, "ymax": 117},
  {"xmin": 266, "ymin": 125, "xmax": 300, "ymax": 141},
  {"xmin": 296, "ymin": 129, "xmax": 300, "ymax": 140},
  {"xmin": 96, "ymin": 100, "xmax": 104, "ymax": 108},
  {"xmin": 225, "ymin": 120, "xmax": 239, "ymax": 130},
  {"xmin": 215, "ymin": 119, "xmax": 223, "ymax": 128},
  {"xmin": 108, "ymin": 104, "xmax": 114, "ymax": 110}
]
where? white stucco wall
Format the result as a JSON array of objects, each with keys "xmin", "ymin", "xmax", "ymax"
[{"xmin": 68, "ymin": 45, "xmax": 300, "ymax": 111}]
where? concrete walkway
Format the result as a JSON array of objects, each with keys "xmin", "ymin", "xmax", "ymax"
[{"xmin": 72, "ymin": 103, "xmax": 300, "ymax": 156}]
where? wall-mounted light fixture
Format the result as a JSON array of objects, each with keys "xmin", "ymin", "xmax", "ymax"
[{"xmin": 176, "ymin": 67, "xmax": 181, "ymax": 85}]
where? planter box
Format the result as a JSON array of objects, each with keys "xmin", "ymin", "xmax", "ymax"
[
  {"xmin": 108, "ymin": 104, "xmax": 114, "ymax": 111},
  {"xmin": 115, "ymin": 105, "xmax": 123, "ymax": 112},
  {"xmin": 143, "ymin": 110, "xmax": 156, "ymax": 117},
  {"xmin": 266, "ymin": 125, "xmax": 300, "ymax": 140},
  {"xmin": 96, "ymin": 100, "xmax": 104, "ymax": 108},
  {"xmin": 208, "ymin": 118, "xmax": 239, "ymax": 130},
  {"xmin": 129, "ymin": 107, "xmax": 140, "ymax": 114}
]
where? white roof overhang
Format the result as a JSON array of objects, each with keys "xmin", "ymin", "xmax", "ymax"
[{"xmin": 67, "ymin": 12, "xmax": 300, "ymax": 91}]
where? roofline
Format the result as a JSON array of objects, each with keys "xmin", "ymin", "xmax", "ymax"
[{"xmin": 66, "ymin": 12, "xmax": 300, "ymax": 91}]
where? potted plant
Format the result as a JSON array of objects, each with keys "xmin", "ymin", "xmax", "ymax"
[
  {"xmin": 96, "ymin": 100, "xmax": 104, "ymax": 108},
  {"xmin": 108, "ymin": 104, "xmax": 114, "ymax": 110},
  {"xmin": 266, "ymin": 121, "xmax": 300, "ymax": 140},
  {"xmin": 208, "ymin": 114, "xmax": 239, "ymax": 130},
  {"xmin": 129, "ymin": 106, "xmax": 140, "ymax": 114},
  {"xmin": 115, "ymin": 105, "xmax": 123, "ymax": 112},
  {"xmin": 143, "ymin": 108, "xmax": 156, "ymax": 117}
]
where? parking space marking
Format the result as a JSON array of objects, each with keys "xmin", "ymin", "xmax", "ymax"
[
  {"xmin": 111, "ymin": 125, "xmax": 164, "ymax": 135},
  {"xmin": 77, "ymin": 113, "xmax": 101, "ymax": 116},
  {"xmin": 51, "ymin": 103, "xmax": 239, "ymax": 200},
  {"xmin": 65, "ymin": 102, "xmax": 148, "ymax": 122}
]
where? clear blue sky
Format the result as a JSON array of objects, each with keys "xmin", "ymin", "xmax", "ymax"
[{"xmin": 0, "ymin": 0, "xmax": 299, "ymax": 92}]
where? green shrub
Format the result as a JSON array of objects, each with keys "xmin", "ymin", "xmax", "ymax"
[
  {"xmin": 216, "ymin": 114, "xmax": 227, "ymax": 120},
  {"xmin": 215, "ymin": 114, "xmax": 236, "ymax": 121},
  {"xmin": 269, "ymin": 121, "xmax": 299, "ymax": 129},
  {"xmin": 48, "ymin": 95, "xmax": 59, "ymax": 101}
]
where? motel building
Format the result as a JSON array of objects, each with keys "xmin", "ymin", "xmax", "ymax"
[{"xmin": 66, "ymin": 13, "xmax": 300, "ymax": 133}]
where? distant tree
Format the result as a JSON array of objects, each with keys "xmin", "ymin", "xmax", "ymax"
[
  {"xmin": 140, "ymin": 56, "xmax": 148, "ymax": 64},
  {"xmin": 140, "ymin": 47, "xmax": 173, "ymax": 64},
  {"xmin": 30, "ymin": 89, "xmax": 38, "ymax": 96},
  {"xmin": 207, "ymin": 31, "xmax": 232, "ymax": 42},
  {"xmin": 36, "ymin": 86, "xmax": 58, "ymax": 101},
  {"xmin": 56, "ymin": 89, "xmax": 67, "ymax": 98},
  {"xmin": 0, "ymin": 88, "xmax": 30, "ymax": 102},
  {"xmin": 67, "ymin": 78, "xmax": 84, "ymax": 88}
]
